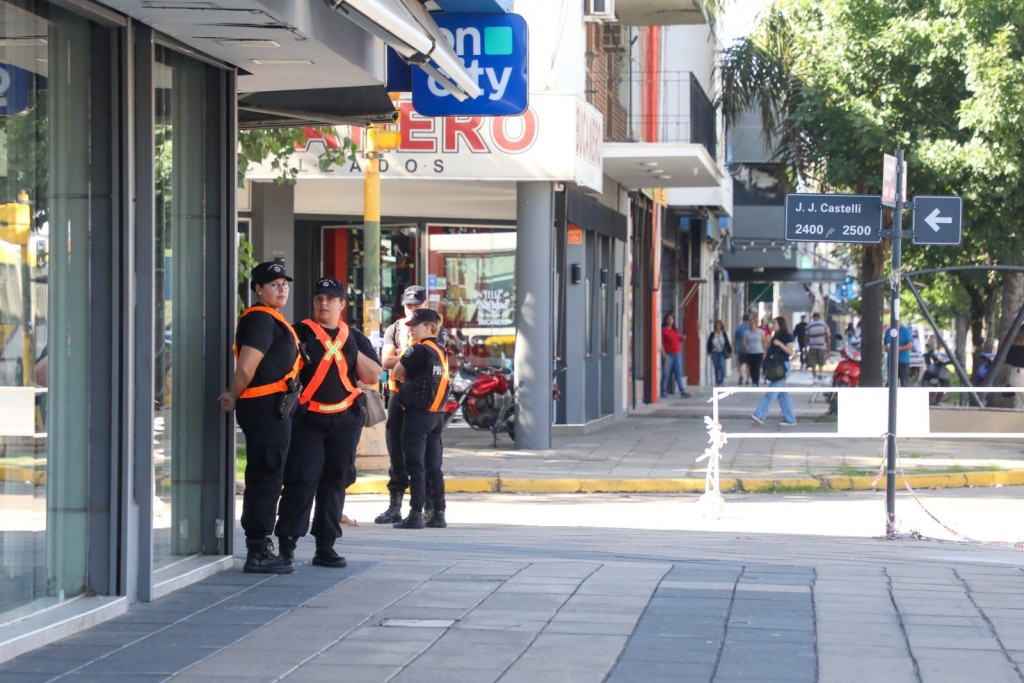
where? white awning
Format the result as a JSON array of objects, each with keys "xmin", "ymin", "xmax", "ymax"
[{"xmin": 323, "ymin": 0, "xmax": 484, "ymax": 101}]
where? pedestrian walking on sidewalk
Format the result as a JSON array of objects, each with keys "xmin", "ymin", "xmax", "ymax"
[
  {"xmin": 706, "ymin": 320, "xmax": 732, "ymax": 386},
  {"xmin": 218, "ymin": 262, "xmax": 300, "ymax": 574},
  {"xmin": 734, "ymin": 315, "xmax": 751, "ymax": 385},
  {"xmin": 793, "ymin": 315, "xmax": 808, "ymax": 369},
  {"xmin": 751, "ymin": 316, "xmax": 797, "ymax": 426},
  {"xmin": 741, "ymin": 313, "xmax": 765, "ymax": 387},
  {"xmin": 804, "ymin": 312, "xmax": 830, "ymax": 382},
  {"xmin": 661, "ymin": 313, "xmax": 691, "ymax": 397},
  {"xmin": 275, "ymin": 277, "xmax": 382, "ymax": 569}
]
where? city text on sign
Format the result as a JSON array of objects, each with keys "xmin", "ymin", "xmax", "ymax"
[
  {"xmin": 784, "ymin": 194, "xmax": 883, "ymax": 244},
  {"xmin": 412, "ymin": 13, "xmax": 528, "ymax": 117}
]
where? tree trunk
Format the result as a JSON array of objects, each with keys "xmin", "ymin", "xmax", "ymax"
[
  {"xmin": 954, "ymin": 316, "xmax": 967, "ymax": 365},
  {"xmin": 998, "ymin": 271, "xmax": 1024, "ymax": 344},
  {"xmin": 859, "ymin": 244, "xmax": 886, "ymax": 387}
]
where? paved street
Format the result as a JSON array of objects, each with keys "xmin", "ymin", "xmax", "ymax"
[
  {"xmin": 3, "ymin": 492, "xmax": 1024, "ymax": 682},
  {"xmin": 3, "ymin": 369, "xmax": 1024, "ymax": 682}
]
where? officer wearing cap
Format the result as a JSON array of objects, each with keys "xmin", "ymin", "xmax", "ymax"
[
  {"xmin": 219, "ymin": 261, "xmax": 299, "ymax": 574},
  {"xmin": 390, "ymin": 307, "xmax": 449, "ymax": 529},
  {"xmin": 275, "ymin": 277, "xmax": 382, "ymax": 568},
  {"xmin": 374, "ymin": 285, "xmax": 448, "ymax": 525}
]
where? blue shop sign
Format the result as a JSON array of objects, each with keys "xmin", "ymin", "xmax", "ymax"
[
  {"xmin": 412, "ymin": 13, "xmax": 528, "ymax": 117},
  {"xmin": 0, "ymin": 64, "xmax": 35, "ymax": 116}
]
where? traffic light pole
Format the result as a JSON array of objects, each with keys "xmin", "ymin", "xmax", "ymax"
[{"xmin": 885, "ymin": 149, "xmax": 905, "ymax": 538}]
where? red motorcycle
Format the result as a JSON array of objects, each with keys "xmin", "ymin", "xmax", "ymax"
[
  {"xmin": 443, "ymin": 364, "xmax": 515, "ymax": 446},
  {"xmin": 827, "ymin": 346, "xmax": 861, "ymax": 414}
]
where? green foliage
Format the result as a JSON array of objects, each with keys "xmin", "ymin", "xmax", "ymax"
[
  {"xmin": 720, "ymin": 0, "xmax": 1024, "ymax": 367},
  {"xmin": 236, "ymin": 233, "xmax": 258, "ymax": 316},
  {"xmin": 236, "ymin": 126, "xmax": 357, "ymax": 187}
]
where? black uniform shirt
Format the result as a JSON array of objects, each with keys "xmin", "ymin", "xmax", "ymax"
[
  {"xmin": 295, "ymin": 321, "xmax": 380, "ymax": 405},
  {"xmin": 398, "ymin": 337, "xmax": 447, "ymax": 409},
  {"xmin": 235, "ymin": 305, "xmax": 299, "ymax": 444}
]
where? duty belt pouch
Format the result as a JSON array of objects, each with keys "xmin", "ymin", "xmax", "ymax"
[{"xmin": 279, "ymin": 378, "xmax": 303, "ymax": 419}]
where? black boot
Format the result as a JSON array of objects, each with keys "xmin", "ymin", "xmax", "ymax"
[
  {"xmin": 393, "ymin": 510, "xmax": 424, "ymax": 529},
  {"xmin": 244, "ymin": 537, "xmax": 295, "ymax": 574},
  {"xmin": 423, "ymin": 500, "xmax": 435, "ymax": 525},
  {"xmin": 425, "ymin": 511, "xmax": 446, "ymax": 528},
  {"xmin": 312, "ymin": 541, "xmax": 347, "ymax": 568},
  {"xmin": 374, "ymin": 491, "xmax": 404, "ymax": 524},
  {"xmin": 277, "ymin": 536, "xmax": 296, "ymax": 563}
]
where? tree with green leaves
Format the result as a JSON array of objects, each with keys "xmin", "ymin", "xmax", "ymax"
[{"xmin": 720, "ymin": 0, "xmax": 1024, "ymax": 384}]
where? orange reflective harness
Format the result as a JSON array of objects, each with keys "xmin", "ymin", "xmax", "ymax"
[
  {"xmin": 234, "ymin": 306, "xmax": 301, "ymax": 399},
  {"xmin": 420, "ymin": 339, "xmax": 450, "ymax": 413},
  {"xmin": 297, "ymin": 319, "xmax": 364, "ymax": 413}
]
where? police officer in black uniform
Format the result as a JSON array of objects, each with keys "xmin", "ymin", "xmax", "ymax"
[
  {"xmin": 390, "ymin": 308, "xmax": 449, "ymax": 529},
  {"xmin": 275, "ymin": 277, "xmax": 382, "ymax": 568},
  {"xmin": 219, "ymin": 261, "xmax": 299, "ymax": 574},
  {"xmin": 374, "ymin": 285, "xmax": 448, "ymax": 524}
]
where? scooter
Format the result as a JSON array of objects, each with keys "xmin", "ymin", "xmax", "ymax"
[
  {"xmin": 921, "ymin": 350, "xmax": 954, "ymax": 405},
  {"xmin": 826, "ymin": 346, "xmax": 861, "ymax": 414}
]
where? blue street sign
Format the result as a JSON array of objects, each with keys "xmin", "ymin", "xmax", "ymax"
[
  {"xmin": 412, "ymin": 13, "xmax": 528, "ymax": 117},
  {"xmin": 912, "ymin": 195, "xmax": 962, "ymax": 246},
  {"xmin": 0, "ymin": 64, "xmax": 35, "ymax": 116},
  {"xmin": 784, "ymin": 193, "xmax": 883, "ymax": 244}
]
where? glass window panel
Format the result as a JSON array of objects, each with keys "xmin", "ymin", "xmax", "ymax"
[
  {"xmin": 153, "ymin": 46, "xmax": 208, "ymax": 567},
  {"xmin": 0, "ymin": 2, "xmax": 91, "ymax": 621}
]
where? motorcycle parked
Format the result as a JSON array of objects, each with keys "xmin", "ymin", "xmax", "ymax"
[
  {"xmin": 445, "ymin": 364, "xmax": 515, "ymax": 446},
  {"xmin": 921, "ymin": 350, "xmax": 954, "ymax": 405},
  {"xmin": 826, "ymin": 346, "xmax": 861, "ymax": 414}
]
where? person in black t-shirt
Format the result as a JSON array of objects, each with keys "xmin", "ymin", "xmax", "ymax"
[
  {"xmin": 219, "ymin": 261, "xmax": 299, "ymax": 574},
  {"xmin": 275, "ymin": 277, "xmax": 382, "ymax": 569}
]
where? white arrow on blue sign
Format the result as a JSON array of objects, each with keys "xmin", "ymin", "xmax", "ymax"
[{"xmin": 912, "ymin": 196, "xmax": 962, "ymax": 245}]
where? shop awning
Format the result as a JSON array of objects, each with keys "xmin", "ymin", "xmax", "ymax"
[
  {"xmin": 238, "ymin": 86, "xmax": 400, "ymax": 128},
  {"xmin": 323, "ymin": 0, "xmax": 484, "ymax": 101}
]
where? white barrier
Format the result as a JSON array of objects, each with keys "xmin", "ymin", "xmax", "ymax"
[{"xmin": 700, "ymin": 386, "xmax": 1024, "ymax": 514}]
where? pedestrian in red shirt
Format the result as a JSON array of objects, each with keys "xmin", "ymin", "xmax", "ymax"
[{"xmin": 661, "ymin": 313, "xmax": 691, "ymax": 398}]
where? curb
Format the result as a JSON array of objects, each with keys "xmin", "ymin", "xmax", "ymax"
[{"xmin": 347, "ymin": 470, "xmax": 1024, "ymax": 495}]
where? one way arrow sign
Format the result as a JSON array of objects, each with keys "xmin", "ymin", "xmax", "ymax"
[{"xmin": 913, "ymin": 195, "xmax": 962, "ymax": 245}]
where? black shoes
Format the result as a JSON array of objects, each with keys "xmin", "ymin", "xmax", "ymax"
[
  {"xmin": 425, "ymin": 511, "xmax": 447, "ymax": 528},
  {"xmin": 375, "ymin": 491, "xmax": 404, "ymax": 524},
  {"xmin": 312, "ymin": 545, "xmax": 347, "ymax": 568},
  {"xmin": 394, "ymin": 510, "xmax": 425, "ymax": 529},
  {"xmin": 244, "ymin": 538, "xmax": 295, "ymax": 574}
]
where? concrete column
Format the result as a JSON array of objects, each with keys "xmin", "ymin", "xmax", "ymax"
[
  {"xmin": 250, "ymin": 181, "xmax": 296, "ymax": 320},
  {"xmin": 514, "ymin": 182, "xmax": 554, "ymax": 449}
]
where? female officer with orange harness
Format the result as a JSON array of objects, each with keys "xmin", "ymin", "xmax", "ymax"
[
  {"xmin": 219, "ymin": 262, "xmax": 300, "ymax": 574},
  {"xmin": 275, "ymin": 277, "xmax": 382, "ymax": 568},
  {"xmin": 390, "ymin": 308, "xmax": 450, "ymax": 529}
]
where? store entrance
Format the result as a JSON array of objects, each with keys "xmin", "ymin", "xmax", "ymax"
[{"xmin": 322, "ymin": 225, "xmax": 418, "ymax": 336}]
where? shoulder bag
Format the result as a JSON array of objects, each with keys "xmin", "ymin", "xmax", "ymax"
[{"xmin": 362, "ymin": 388, "xmax": 387, "ymax": 427}]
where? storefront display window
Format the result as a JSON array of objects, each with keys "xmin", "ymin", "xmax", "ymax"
[
  {"xmin": 0, "ymin": 3, "xmax": 92, "ymax": 622},
  {"xmin": 427, "ymin": 226, "xmax": 515, "ymax": 368}
]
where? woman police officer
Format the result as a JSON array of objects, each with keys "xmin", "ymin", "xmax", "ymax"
[{"xmin": 219, "ymin": 262, "xmax": 300, "ymax": 574}]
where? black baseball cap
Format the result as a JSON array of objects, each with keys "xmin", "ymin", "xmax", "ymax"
[
  {"xmin": 405, "ymin": 308, "xmax": 441, "ymax": 327},
  {"xmin": 402, "ymin": 285, "xmax": 427, "ymax": 305},
  {"xmin": 313, "ymin": 276, "xmax": 345, "ymax": 299},
  {"xmin": 250, "ymin": 261, "xmax": 293, "ymax": 291}
]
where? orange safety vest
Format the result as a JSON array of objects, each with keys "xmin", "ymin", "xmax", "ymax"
[
  {"xmin": 234, "ymin": 306, "xmax": 301, "ymax": 399},
  {"xmin": 419, "ymin": 339, "xmax": 450, "ymax": 412},
  {"xmin": 297, "ymin": 319, "xmax": 364, "ymax": 413}
]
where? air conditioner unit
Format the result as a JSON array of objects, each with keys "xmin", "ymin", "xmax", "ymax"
[
  {"xmin": 585, "ymin": 0, "xmax": 616, "ymax": 23},
  {"xmin": 602, "ymin": 23, "xmax": 626, "ymax": 51}
]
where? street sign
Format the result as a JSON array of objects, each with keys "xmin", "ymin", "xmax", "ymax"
[
  {"xmin": 881, "ymin": 154, "xmax": 906, "ymax": 208},
  {"xmin": 784, "ymin": 194, "xmax": 883, "ymax": 243},
  {"xmin": 912, "ymin": 195, "xmax": 962, "ymax": 245},
  {"xmin": 411, "ymin": 13, "xmax": 529, "ymax": 117}
]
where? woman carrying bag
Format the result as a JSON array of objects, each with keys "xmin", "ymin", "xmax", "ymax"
[
  {"xmin": 751, "ymin": 316, "xmax": 797, "ymax": 426},
  {"xmin": 706, "ymin": 320, "xmax": 732, "ymax": 387}
]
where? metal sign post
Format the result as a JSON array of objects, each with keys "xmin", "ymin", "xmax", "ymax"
[{"xmin": 884, "ymin": 149, "xmax": 905, "ymax": 538}]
